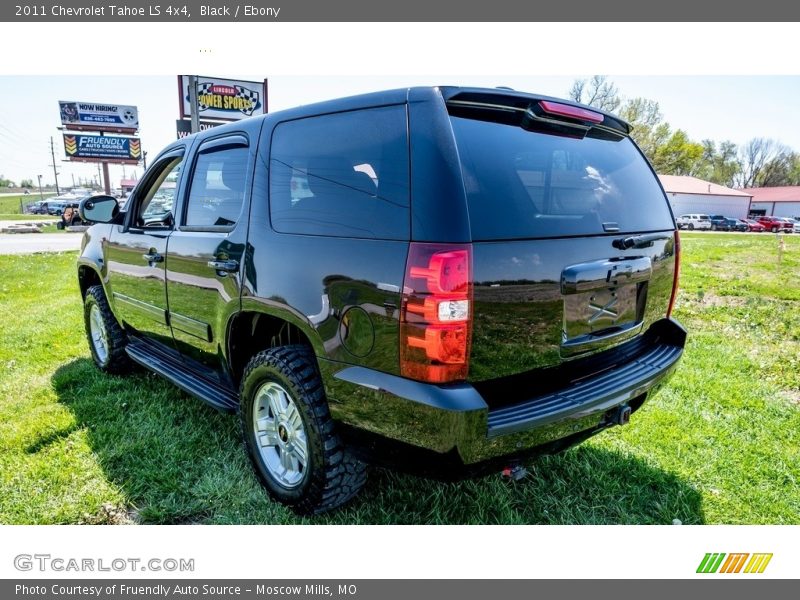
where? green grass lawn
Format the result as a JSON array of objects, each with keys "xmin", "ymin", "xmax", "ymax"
[{"xmin": 0, "ymin": 232, "xmax": 798, "ymax": 524}]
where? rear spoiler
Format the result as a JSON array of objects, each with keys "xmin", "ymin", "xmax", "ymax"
[{"xmin": 444, "ymin": 90, "xmax": 631, "ymax": 140}]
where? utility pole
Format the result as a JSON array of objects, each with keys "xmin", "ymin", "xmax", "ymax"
[
  {"xmin": 49, "ymin": 137, "xmax": 61, "ymax": 194},
  {"xmin": 142, "ymin": 150, "xmax": 148, "ymax": 171},
  {"xmin": 37, "ymin": 174, "xmax": 43, "ymax": 200}
]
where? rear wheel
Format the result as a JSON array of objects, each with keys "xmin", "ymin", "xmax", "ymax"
[
  {"xmin": 240, "ymin": 346, "xmax": 367, "ymax": 514},
  {"xmin": 772, "ymin": 226, "xmax": 779, "ymax": 233},
  {"xmin": 688, "ymin": 223, "xmax": 694, "ymax": 230},
  {"xmin": 83, "ymin": 285, "xmax": 132, "ymax": 374}
]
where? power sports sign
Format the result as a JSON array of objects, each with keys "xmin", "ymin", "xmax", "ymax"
[
  {"xmin": 178, "ymin": 76, "xmax": 268, "ymax": 121},
  {"xmin": 63, "ymin": 134, "xmax": 142, "ymax": 164},
  {"xmin": 59, "ymin": 101, "xmax": 139, "ymax": 133}
]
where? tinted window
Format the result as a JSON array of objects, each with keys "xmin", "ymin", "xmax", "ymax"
[
  {"xmin": 136, "ymin": 156, "xmax": 183, "ymax": 227},
  {"xmin": 269, "ymin": 105, "xmax": 410, "ymax": 239},
  {"xmin": 185, "ymin": 145, "xmax": 249, "ymax": 227},
  {"xmin": 450, "ymin": 116, "xmax": 674, "ymax": 240}
]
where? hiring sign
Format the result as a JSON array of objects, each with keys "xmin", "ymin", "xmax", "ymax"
[
  {"xmin": 59, "ymin": 101, "xmax": 140, "ymax": 133},
  {"xmin": 63, "ymin": 134, "xmax": 141, "ymax": 164},
  {"xmin": 178, "ymin": 75, "xmax": 268, "ymax": 121}
]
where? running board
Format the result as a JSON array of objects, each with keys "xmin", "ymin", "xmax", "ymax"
[{"xmin": 125, "ymin": 339, "xmax": 239, "ymax": 412}]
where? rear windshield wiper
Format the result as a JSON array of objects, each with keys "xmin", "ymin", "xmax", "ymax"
[{"xmin": 612, "ymin": 232, "xmax": 673, "ymax": 250}]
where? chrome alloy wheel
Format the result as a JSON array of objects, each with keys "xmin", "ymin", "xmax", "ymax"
[
  {"xmin": 89, "ymin": 303, "xmax": 109, "ymax": 364},
  {"xmin": 252, "ymin": 381, "xmax": 309, "ymax": 489}
]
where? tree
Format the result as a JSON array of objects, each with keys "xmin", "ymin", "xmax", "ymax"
[
  {"xmin": 0, "ymin": 175, "xmax": 15, "ymax": 188},
  {"xmin": 651, "ymin": 130, "xmax": 705, "ymax": 176},
  {"xmin": 20, "ymin": 178, "xmax": 33, "ymax": 188},
  {"xmin": 568, "ymin": 75, "xmax": 622, "ymax": 113},
  {"xmin": 698, "ymin": 140, "xmax": 739, "ymax": 187},
  {"xmin": 618, "ymin": 98, "xmax": 666, "ymax": 161},
  {"xmin": 735, "ymin": 138, "xmax": 795, "ymax": 188}
]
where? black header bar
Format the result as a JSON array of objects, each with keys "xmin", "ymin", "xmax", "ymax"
[{"xmin": 4, "ymin": 0, "xmax": 800, "ymax": 21}]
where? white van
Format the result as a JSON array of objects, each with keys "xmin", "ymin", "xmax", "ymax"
[{"xmin": 676, "ymin": 214, "xmax": 712, "ymax": 230}]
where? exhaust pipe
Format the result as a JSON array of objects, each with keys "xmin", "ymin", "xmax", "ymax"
[{"xmin": 613, "ymin": 404, "xmax": 632, "ymax": 426}]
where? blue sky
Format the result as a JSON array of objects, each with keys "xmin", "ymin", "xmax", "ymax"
[{"xmin": 1, "ymin": 75, "xmax": 798, "ymax": 188}]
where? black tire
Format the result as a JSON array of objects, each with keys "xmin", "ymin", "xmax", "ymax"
[
  {"xmin": 688, "ymin": 223, "xmax": 694, "ymax": 230},
  {"xmin": 240, "ymin": 345, "xmax": 367, "ymax": 515},
  {"xmin": 772, "ymin": 226, "xmax": 779, "ymax": 233},
  {"xmin": 83, "ymin": 285, "xmax": 132, "ymax": 374},
  {"xmin": 56, "ymin": 221, "xmax": 64, "ymax": 230}
]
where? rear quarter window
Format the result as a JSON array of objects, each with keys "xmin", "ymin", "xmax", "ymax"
[
  {"xmin": 268, "ymin": 105, "xmax": 410, "ymax": 240},
  {"xmin": 450, "ymin": 116, "xmax": 674, "ymax": 240}
]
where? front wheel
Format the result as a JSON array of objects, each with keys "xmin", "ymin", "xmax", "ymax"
[
  {"xmin": 711, "ymin": 224, "xmax": 717, "ymax": 231},
  {"xmin": 240, "ymin": 346, "xmax": 367, "ymax": 515},
  {"xmin": 688, "ymin": 223, "xmax": 695, "ymax": 230},
  {"xmin": 83, "ymin": 285, "xmax": 132, "ymax": 374}
]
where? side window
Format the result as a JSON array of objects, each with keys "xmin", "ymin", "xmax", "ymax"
[
  {"xmin": 135, "ymin": 156, "xmax": 183, "ymax": 228},
  {"xmin": 269, "ymin": 105, "xmax": 410, "ymax": 240},
  {"xmin": 185, "ymin": 143, "xmax": 249, "ymax": 227}
]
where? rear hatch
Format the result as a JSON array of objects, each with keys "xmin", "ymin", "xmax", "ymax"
[{"xmin": 445, "ymin": 92, "xmax": 678, "ymax": 390}]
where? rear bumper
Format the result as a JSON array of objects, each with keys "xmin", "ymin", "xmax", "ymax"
[{"xmin": 322, "ymin": 318, "xmax": 686, "ymax": 466}]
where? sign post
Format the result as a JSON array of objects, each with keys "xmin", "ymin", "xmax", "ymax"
[{"xmin": 188, "ymin": 75, "xmax": 200, "ymax": 133}]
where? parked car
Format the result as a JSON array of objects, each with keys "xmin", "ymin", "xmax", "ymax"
[
  {"xmin": 676, "ymin": 214, "xmax": 712, "ymax": 230},
  {"xmin": 757, "ymin": 216, "xmax": 793, "ymax": 233},
  {"xmin": 26, "ymin": 200, "xmax": 49, "ymax": 214},
  {"xmin": 778, "ymin": 217, "xmax": 798, "ymax": 233},
  {"xmin": 790, "ymin": 218, "xmax": 800, "ymax": 234},
  {"xmin": 729, "ymin": 219, "xmax": 749, "ymax": 232},
  {"xmin": 709, "ymin": 215, "xmax": 731, "ymax": 231},
  {"xmin": 708, "ymin": 215, "xmax": 743, "ymax": 231},
  {"xmin": 76, "ymin": 86, "xmax": 685, "ymax": 514},
  {"xmin": 743, "ymin": 219, "xmax": 765, "ymax": 232}
]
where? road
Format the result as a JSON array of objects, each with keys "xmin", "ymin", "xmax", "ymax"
[{"xmin": 0, "ymin": 233, "xmax": 82, "ymax": 254}]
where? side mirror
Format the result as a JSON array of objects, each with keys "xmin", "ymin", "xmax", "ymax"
[{"xmin": 79, "ymin": 195, "xmax": 120, "ymax": 224}]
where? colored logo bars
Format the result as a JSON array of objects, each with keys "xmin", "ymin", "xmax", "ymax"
[{"xmin": 696, "ymin": 553, "xmax": 773, "ymax": 574}]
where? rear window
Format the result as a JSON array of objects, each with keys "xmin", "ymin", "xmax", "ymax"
[
  {"xmin": 450, "ymin": 116, "xmax": 674, "ymax": 240},
  {"xmin": 269, "ymin": 105, "xmax": 410, "ymax": 240}
]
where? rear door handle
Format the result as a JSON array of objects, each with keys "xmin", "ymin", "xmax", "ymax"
[
  {"xmin": 142, "ymin": 252, "xmax": 163, "ymax": 263},
  {"xmin": 207, "ymin": 259, "xmax": 239, "ymax": 273}
]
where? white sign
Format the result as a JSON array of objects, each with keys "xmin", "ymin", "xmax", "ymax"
[{"xmin": 178, "ymin": 75, "xmax": 268, "ymax": 122}]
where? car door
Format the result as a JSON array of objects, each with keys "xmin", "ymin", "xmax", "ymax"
[
  {"xmin": 105, "ymin": 150, "xmax": 186, "ymax": 349},
  {"xmin": 165, "ymin": 134, "xmax": 252, "ymax": 381}
]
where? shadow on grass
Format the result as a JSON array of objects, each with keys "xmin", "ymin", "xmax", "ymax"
[{"xmin": 49, "ymin": 358, "xmax": 705, "ymax": 525}]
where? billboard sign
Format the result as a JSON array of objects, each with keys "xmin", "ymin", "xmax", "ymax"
[
  {"xmin": 59, "ymin": 101, "xmax": 139, "ymax": 133},
  {"xmin": 63, "ymin": 134, "xmax": 141, "ymax": 163},
  {"xmin": 178, "ymin": 75, "xmax": 267, "ymax": 121},
  {"xmin": 175, "ymin": 119, "xmax": 223, "ymax": 139}
]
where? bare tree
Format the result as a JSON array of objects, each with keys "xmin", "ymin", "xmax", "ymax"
[
  {"xmin": 735, "ymin": 138, "xmax": 793, "ymax": 188},
  {"xmin": 568, "ymin": 75, "xmax": 622, "ymax": 113}
]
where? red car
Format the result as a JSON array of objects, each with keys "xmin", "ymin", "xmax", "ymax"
[
  {"xmin": 745, "ymin": 219, "xmax": 766, "ymax": 232},
  {"xmin": 757, "ymin": 216, "xmax": 793, "ymax": 233}
]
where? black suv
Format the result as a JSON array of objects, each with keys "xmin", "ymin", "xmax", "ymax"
[{"xmin": 77, "ymin": 87, "xmax": 685, "ymax": 514}]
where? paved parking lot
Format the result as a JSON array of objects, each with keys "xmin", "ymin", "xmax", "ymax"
[{"xmin": 0, "ymin": 233, "xmax": 82, "ymax": 254}]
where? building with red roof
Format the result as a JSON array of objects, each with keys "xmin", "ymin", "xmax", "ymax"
[
  {"xmin": 658, "ymin": 175, "xmax": 753, "ymax": 220},
  {"xmin": 741, "ymin": 186, "xmax": 800, "ymax": 218}
]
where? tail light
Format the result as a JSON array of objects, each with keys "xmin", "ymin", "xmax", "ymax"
[
  {"xmin": 400, "ymin": 243, "xmax": 473, "ymax": 383},
  {"xmin": 667, "ymin": 229, "xmax": 680, "ymax": 318}
]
